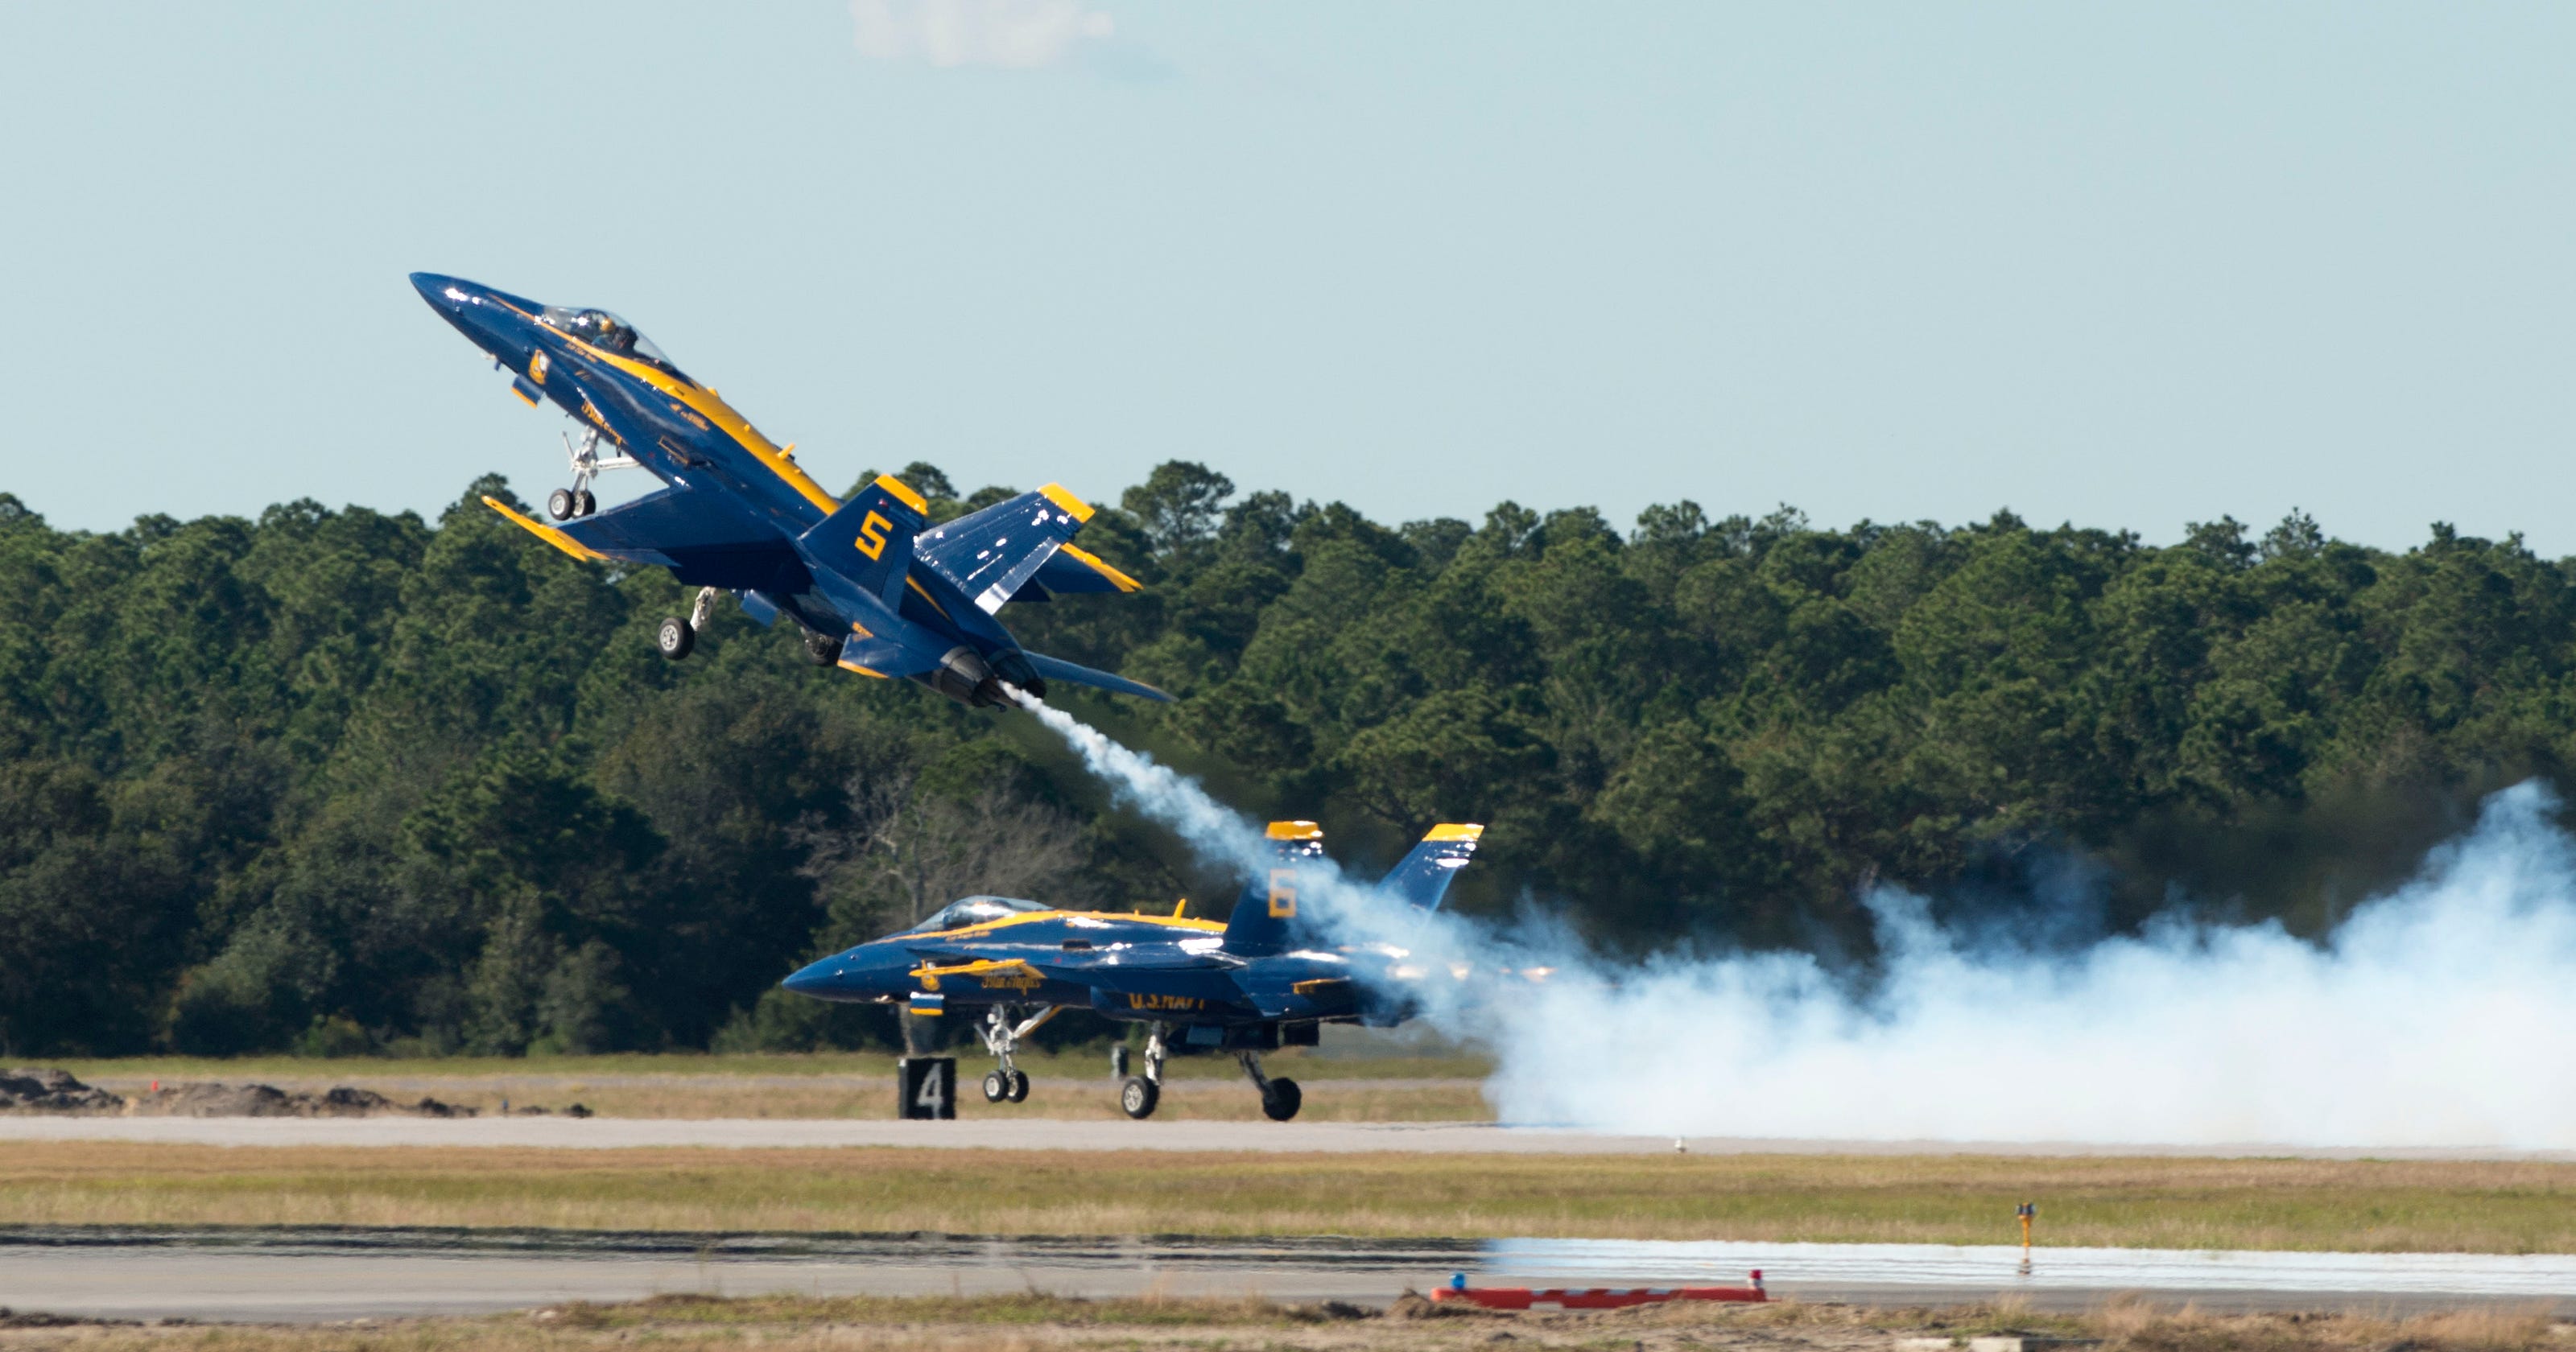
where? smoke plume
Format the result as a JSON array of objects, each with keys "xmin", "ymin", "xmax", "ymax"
[{"xmin": 1020, "ymin": 695, "xmax": 2576, "ymax": 1148}]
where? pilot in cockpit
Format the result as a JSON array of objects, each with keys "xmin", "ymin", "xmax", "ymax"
[{"xmin": 538, "ymin": 305, "xmax": 686, "ymax": 380}]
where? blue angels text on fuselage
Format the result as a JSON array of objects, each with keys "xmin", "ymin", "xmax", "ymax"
[
  {"xmin": 409, "ymin": 274, "xmax": 1164, "ymax": 708},
  {"xmin": 782, "ymin": 821, "xmax": 1488, "ymax": 1121}
]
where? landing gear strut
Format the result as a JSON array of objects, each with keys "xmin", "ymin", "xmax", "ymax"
[
  {"xmin": 805, "ymin": 629, "xmax": 845, "ymax": 667},
  {"xmin": 546, "ymin": 427, "xmax": 634, "ymax": 520},
  {"xmin": 1119, "ymin": 1024, "xmax": 1167, "ymax": 1119},
  {"xmin": 1240, "ymin": 1049, "xmax": 1302, "ymax": 1122},
  {"xmin": 656, "ymin": 587, "xmax": 719, "ymax": 662},
  {"xmin": 976, "ymin": 1004, "xmax": 1051, "ymax": 1104}
]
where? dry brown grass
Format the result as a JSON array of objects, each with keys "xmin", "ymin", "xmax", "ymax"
[
  {"xmin": 60, "ymin": 1054, "xmax": 1494, "ymax": 1120},
  {"xmin": 57, "ymin": 1049, "xmax": 1492, "ymax": 1087},
  {"xmin": 75, "ymin": 1078, "xmax": 1486, "ymax": 1122},
  {"xmin": 0, "ymin": 1294, "xmax": 2568, "ymax": 1352},
  {"xmin": 6, "ymin": 1144, "xmax": 2576, "ymax": 1251}
]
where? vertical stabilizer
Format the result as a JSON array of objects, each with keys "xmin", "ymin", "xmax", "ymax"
[
  {"xmin": 798, "ymin": 474, "xmax": 928, "ymax": 607},
  {"xmin": 1222, "ymin": 821, "xmax": 1327, "ymax": 957},
  {"xmin": 1380, "ymin": 823, "xmax": 1483, "ymax": 910}
]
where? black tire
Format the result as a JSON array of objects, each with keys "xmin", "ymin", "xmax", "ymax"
[
  {"xmin": 656, "ymin": 616, "xmax": 695, "ymax": 661},
  {"xmin": 981, "ymin": 1070, "xmax": 1009, "ymax": 1104},
  {"xmin": 546, "ymin": 488, "xmax": 576, "ymax": 521},
  {"xmin": 1260, "ymin": 1077, "xmax": 1302, "ymax": 1122},
  {"xmin": 805, "ymin": 632, "xmax": 844, "ymax": 667},
  {"xmin": 575, "ymin": 489, "xmax": 597, "ymax": 517},
  {"xmin": 1119, "ymin": 1075, "xmax": 1159, "ymax": 1119},
  {"xmin": 1005, "ymin": 1069, "xmax": 1030, "ymax": 1103}
]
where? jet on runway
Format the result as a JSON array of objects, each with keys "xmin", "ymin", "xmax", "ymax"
[
  {"xmin": 782, "ymin": 821, "xmax": 1485, "ymax": 1121},
  {"xmin": 410, "ymin": 274, "xmax": 1162, "ymax": 707}
]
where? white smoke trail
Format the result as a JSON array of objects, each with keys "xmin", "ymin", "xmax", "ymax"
[{"xmin": 1019, "ymin": 694, "xmax": 2576, "ymax": 1148}]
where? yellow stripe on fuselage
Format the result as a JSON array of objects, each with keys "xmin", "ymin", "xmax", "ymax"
[
  {"xmin": 908, "ymin": 909, "xmax": 1227, "ymax": 942},
  {"xmin": 479, "ymin": 294, "xmax": 843, "ymax": 517},
  {"xmin": 569, "ymin": 342, "xmax": 841, "ymax": 514},
  {"xmin": 510, "ymin": 324, "xmax": 834, "ymax": 520}
]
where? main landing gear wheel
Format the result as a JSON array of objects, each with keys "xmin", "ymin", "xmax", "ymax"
[
  {"xmin": 575, "ymin": 489, "xmax": 597, "ymax": 517},
  {"xmin": 546, "ymin": 488, "xmax": 577, "ymax": 521},
  {"xmin": 1260, "ymin": 1077, "xmax": 1302, "ymax": 1122},
  {"xmin": 656, "ymin": 616, "xmax": 695, "ymax": 661},
  {"xmin": 982, "ymin": 1070, "xmax": 1010, "ymax": 1104},
  {"xmin": 805, "ymin": 632, "xmax": 844, "ymax": 667},
  {"xmin": 1005, "ymin": 1069, "xmax": 1030, "ymax": 1103},
  {"xmin": 1119, "ymin": 1075, "xmax": 1160, "ymax": 1119}
]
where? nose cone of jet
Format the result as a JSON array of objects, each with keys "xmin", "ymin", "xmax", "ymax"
[
  {"xmin": 782, "ymin": 956, "xmax": 841, "ymax": 998},
  {"xmin": 411, "ymin": 272, "xmax": 470, "ymax": 312}
]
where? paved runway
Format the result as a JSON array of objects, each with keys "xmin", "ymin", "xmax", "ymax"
[
  {"xmin": 3, "ymin": 1228, "xmax": 2567, "ymax": 1323},
  {"xmin": 6, "ymin": 1114, "xmax": 2575, "ymax": 1160}
]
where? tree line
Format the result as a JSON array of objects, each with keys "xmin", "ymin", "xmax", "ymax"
[{"xmin": 1, "ymin": 464, "xmax": 2566, "ymax": 1057}]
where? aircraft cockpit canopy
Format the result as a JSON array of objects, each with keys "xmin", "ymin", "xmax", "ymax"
[
  {"xmin": 908, "ymin": 896, "xmax": 1047, "ymax": 934},
  {"xmin": 540, "ymin": 306, "xmax": 687, "ymax": 379}
]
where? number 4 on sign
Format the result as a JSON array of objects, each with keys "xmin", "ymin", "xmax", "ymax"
[{"xmin": 918, "ymin": 1067, "xmax": 948, "ymax": 1113}]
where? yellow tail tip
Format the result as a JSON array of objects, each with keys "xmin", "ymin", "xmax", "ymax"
[{"xmin": 874, "ymin": 474, "xmax": 930, "ymax": 514}]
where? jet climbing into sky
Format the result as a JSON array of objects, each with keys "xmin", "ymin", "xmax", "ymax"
[{"xmin": 409, "ymin": 274, "xmax": 1164, "ymax": 708}]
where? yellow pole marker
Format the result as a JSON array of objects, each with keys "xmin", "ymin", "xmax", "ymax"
[{"xmin": 2017, "ymin": 1202, "xmax": 2036, "ymax": 1273}]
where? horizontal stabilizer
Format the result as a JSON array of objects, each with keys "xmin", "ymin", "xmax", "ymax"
[
  {"xmin": 1023, "ymin": 651, "xmax": 1171, "ymax": 702},
  {"xmin": 1027, "ymin": 543, "xmax": 1142, "ymax": 597},
  {"xmin": 1380, "ymin": 823, "xmax": 1484, "ymax": 911},
  {"xmin": 917, "ymin": 485, "xmax": 1094, "ymax": 614}
]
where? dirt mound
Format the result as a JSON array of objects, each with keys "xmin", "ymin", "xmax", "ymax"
[
  {"xmin": 2, "ymin": 1068, "xmax": 584, "ymax": 1118},
  {"xmin": 0, "ymin": 1068, "xmax": 125, "ymax": 1113},
  {"xmin": 126, "ymin": 1083, "xmax": 477, "ymax": 1118}
]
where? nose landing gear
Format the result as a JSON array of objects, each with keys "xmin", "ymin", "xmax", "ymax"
[
  {"xmin": 545, "ymin": 427, "xmax": 634, "ymax": 520},
  {"xmin": 976, "ymin": 1005, "xmax": 1052, "ymax": 1105}
]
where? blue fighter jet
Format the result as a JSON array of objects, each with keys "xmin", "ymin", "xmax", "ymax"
[
  {"xmin": 782, "ymin": 821, "xmax": 1484, "ymax": 1120},
  {"xmin": 410, "ymin": 274, "xmax": 1163, "ymax": 707}
]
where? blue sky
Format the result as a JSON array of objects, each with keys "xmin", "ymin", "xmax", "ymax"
[{"xmin": 2, "ymin": 2, "xmax": 2571, "ymax": 550}]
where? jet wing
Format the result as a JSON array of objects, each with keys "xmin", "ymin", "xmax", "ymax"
[
  {"xmin": 483, "ymin": 485, "xmax": 805, "ymax": 592},
  {"xmin": 915, "ymin": 486, "xmax": 1100, "ymax": 614}
]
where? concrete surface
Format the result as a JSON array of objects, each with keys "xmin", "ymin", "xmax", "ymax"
[
  {"xmin": 2, "ymin": 1229, "xmax": 2567, "ymax": 1324},
  {"xmin": 6, "ymin": 1114, "xmax": 2576, "ymax": 1159}
]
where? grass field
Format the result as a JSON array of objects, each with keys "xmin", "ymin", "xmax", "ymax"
[
  {"xmin": 9, "ymin": 1144, "xmax": 2576, "ymax": 1253},
  {"xmin": 52, "ymin": 1049, "xmax": 1495, "ymax": 1083},
  {"xmin": 1, "ymin": 1292, "xmax": 2567, "ymax": 1352},
  {"xmin": 49, "ymin": 1051, "xmax": 1496, "ymax": 1119}
]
